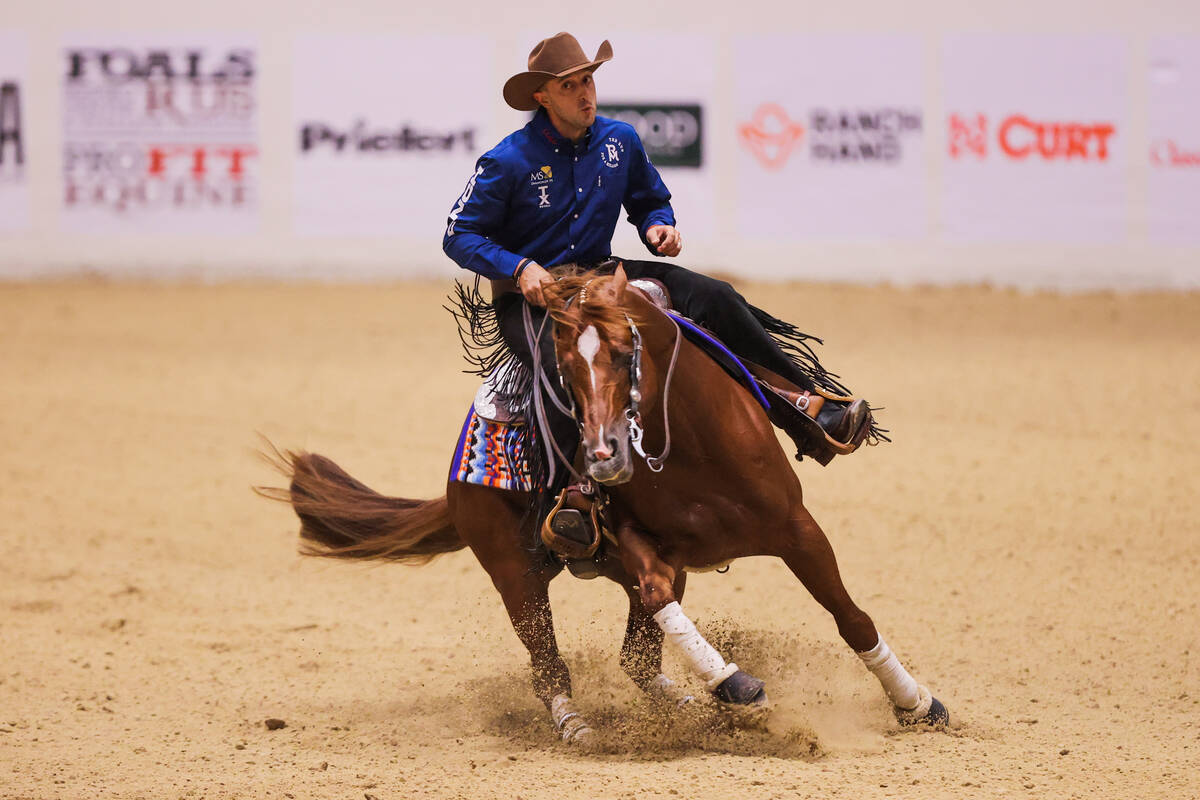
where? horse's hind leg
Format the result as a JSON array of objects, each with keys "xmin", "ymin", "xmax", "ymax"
[
  {"xmin": 780, "ymin": 506, "xmax": 949, "ymax": 726},
  {"xmin": 489, "ymin": 567, "xmax": 594, "ymax": 741},
  {"xmin": 448, "ymin": 483, "xmax": 593, "ymax": 742}
]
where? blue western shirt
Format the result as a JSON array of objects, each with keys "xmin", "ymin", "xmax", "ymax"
[{"xmin": 443, "ymin": 109, "xmax": 676, "ymax": 280}]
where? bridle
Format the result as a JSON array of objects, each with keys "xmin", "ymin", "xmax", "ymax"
[
  {"xmin": 623, "ymin": 312, "xmax": 682, "ymax": 473},
  {"xmin": 522, "ymin": 279, "xmax": 683, "ymax": 481}
]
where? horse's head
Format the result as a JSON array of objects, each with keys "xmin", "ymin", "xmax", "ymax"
[{"xmin": 545, "ymin": 266, "xmax": 641, "ymax": 486}]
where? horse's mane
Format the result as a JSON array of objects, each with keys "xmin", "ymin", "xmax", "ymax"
[{"xmin": 543, "ymin": 267, "xmax": 650, "ymax": 345}]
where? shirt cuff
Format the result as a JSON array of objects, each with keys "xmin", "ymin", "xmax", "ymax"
[{"xmin": 640, "ymin": 212, "xmax": 676, "ymax": 241}]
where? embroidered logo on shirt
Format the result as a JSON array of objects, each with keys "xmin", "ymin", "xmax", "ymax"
[
  {"xmin": 601, "ymin": 137, "xmax": 624, "ymax": 168},
  {"xmin": 529, "ymin": 165, "xmax": 553, "ymax": 209}
]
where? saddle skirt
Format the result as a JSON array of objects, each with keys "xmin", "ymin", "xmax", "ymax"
[{"xmin": 473, "ymin": 360, "xmax": 524, "ymax": 423}]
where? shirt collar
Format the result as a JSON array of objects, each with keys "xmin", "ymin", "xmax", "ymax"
[{"xmin": 531, "ymin": 108, "xmax": 593, "ymax": 151}]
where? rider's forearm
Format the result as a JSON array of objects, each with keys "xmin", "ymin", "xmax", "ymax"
[{"xmin": 442, "ymin": 230, "xmax": 526, "ymax": 281}]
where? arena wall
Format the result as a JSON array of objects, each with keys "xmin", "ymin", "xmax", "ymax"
[{"xmin": 0, "ymin": 0, "xmax": 1197, "ymax": 288}]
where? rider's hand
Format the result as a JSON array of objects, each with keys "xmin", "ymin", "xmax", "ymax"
[
  {"xmin": 518, "ymin": 261, "xmax": 553, "ymax": 307},
  {"xmin": 646, "ymin": 225, "xmax": 682, "ymax": 257}
]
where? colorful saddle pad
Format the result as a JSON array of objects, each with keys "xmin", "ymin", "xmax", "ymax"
[{"xmin": 449, "ymin": 406, "xmax": 535, "ymax": 493}]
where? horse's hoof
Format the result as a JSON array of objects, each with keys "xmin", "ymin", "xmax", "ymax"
[
  {"xmin": 549, "ymin": 694, "xmax": 595, "ymax": 744},
  {"xmin": 557, "ymin": 714, "xmax": 595, "ymax": 744},
  {"xmin": 895, "ymin": 686, "xmax": 950, "ymax": 728},
  {"xmin": 712, "ymin": 670, "xmax": 768, "ymax": 706}
]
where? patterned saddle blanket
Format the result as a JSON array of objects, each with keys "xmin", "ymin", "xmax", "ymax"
[{"xmin": 449, "ymin": 405, "xmax": 535, "ymax": 493}]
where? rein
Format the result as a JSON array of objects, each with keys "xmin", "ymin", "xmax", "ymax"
[
  {"xmin": 625, "ymin": 312, "xmax": 682, "ymax": 473},
  {"xmin": 523, "ymin": 302, "xmax": 582, "ymax": 487}
]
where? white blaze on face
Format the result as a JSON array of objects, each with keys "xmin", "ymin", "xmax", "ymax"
[
  {"xmin": 577, "ymin": 324, "xmax": 605, "ymax": 446},
  {"xmin": 577, "ymin": 325, "xmax": 601, "ymax": 391}
]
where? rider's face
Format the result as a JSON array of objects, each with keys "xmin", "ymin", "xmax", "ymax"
[{"xmin": 534, "ymin": 69, "xmax": 597, "ymax": 140}]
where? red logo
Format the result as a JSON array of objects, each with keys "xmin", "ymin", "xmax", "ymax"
[
  {"xmin": 146, "ymin": 144, "xmax": 257, "ymax": 178},
  {"xmin": 1150, "ymin": 140, "xmax": 1200, "ymax": 167},
  {"xmin": 948, "ymin": 113, "xmax": 987, "ymax": 158},
  {"xmin": 738, "ymin": 103, "xmax": 805, "ymax": 170},
  {"xmin": 948, "ymin": 113, "xmax": 1116, "ymax": 161}
]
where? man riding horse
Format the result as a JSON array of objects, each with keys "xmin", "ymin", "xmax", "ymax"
[{"xmin": 443, "ymin": 32, "xmax": 877, "ymax": 545}]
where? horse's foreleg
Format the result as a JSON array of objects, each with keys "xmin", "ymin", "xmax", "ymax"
[
  {"xmin": 616, "ymin": 572, "xmax": 696, "ymax": 704},
  {"xmin": 616, "ymin": 524, "xmax": 765, "ymax": 706},
  {"xmin": 781, "ymin": 507, "xmax": 949, "ymax": 726}
]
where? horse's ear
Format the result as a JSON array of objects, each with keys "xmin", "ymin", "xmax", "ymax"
[{"xmin": 612, "ymin": 263, "xmax": 628, "ymax": 300}]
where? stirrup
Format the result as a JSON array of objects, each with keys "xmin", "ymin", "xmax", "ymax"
[
  {"xmin": 540, "ymin": 487, "xmax": 602, "ymax": 560},
  {"xmin": 767, "ymin": 386, "xmax": 872, "ymax": 466}
]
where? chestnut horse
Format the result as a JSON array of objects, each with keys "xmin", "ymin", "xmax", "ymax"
[{"xmin": 261, "ymin": 266, "xmax": 947, "ymax": 742}]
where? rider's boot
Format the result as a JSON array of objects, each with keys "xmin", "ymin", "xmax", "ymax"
[
  {"xmin": 774, "ymin": 387, "xmax": 872, "ymax": 466},
  {"xmin": 541, "ymin": 485, "xmax": 601, "ymax": 560}
]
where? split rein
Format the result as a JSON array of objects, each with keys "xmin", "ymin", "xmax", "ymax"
[{"xmin": 522, "ymin": 281, "xmax": 683, "ymax": 485}]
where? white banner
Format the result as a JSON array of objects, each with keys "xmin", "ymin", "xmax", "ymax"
[
  {"xmin": 292, "ymin": 34, "xmax": 492, "ymax": 237},
  {"xmin": 61, "ymin": 34, "xmax": 259, "ymax": 234},
  {"xmin": 942, "ymin": 34, "xmax": 1127, "ymax": 243},
  {"xmin": 0, "ymin": 30, "xmax": 30, "ymax": 233},
  {"xmin": 733, "ymin": 34, "xmax": 927, "ymax": 241},
  {"xmin": 1148, "ymin": 36, "xmax": 1200, "ymax": 244}
]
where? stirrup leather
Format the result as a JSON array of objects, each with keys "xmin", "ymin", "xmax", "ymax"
[{"xmin": 540, "ymin": 488, "xmax": 602, "ymax": 560}]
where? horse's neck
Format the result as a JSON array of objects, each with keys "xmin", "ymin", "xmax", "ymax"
[{"xmin": 640, "ymin": 313, "xmax": 769, "ymax": 460}]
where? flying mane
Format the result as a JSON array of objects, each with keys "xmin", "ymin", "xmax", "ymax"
[{"xmin": 542, "ymin": 267, "xmax": 652, "ymax": 343}]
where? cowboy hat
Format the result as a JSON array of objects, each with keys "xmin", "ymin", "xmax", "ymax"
[{"xmin": 502, "ymin": 32, "xmax": 613, "ymax": 112}]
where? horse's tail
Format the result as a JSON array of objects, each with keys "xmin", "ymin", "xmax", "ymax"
[{"xmin": 256, "ymin": 446, "xmax": 464, "ymax": 564}]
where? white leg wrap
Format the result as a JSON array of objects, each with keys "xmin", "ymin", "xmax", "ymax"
[
  {"xmin": 857, "ymin": 635, "xmax": 922, "ymax": 711},
  {"xmin": 652, "ymin": 601, "xmax": 739, "ymax": 690}
]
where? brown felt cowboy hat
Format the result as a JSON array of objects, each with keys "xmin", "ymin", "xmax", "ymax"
[{"xmin": 503, "ymin": 32, "xmax": 613, "ymax": 112}]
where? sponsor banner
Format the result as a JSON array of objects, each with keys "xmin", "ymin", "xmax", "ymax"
[
  {"xmin": 1148, "ymin": 36, "xmax": 1200, "ymax": 244},
  {"xmin": 942, "ymin": 34, "xmax": 1127, "ymax": 242},
  {"xmin": 734, "ymin": 34, "xmax": 926, "ymax": 240},
  {"xmin": 0, "ymin": 31, "xmax": 30, "ymax": 233},
  {"xmin": 596, "ymin": 103, "xmax": 702, "ymax": 168},
  {"xmin": 292, "ymin": 34, "xmax": 491, "ymax": 237},
  {"xmin": 574, "ymin": 32, "xmax": 717, "ymax": 250},
  {"xmin": 61, "ymin": 34, "xmax": 259, "ymax": 233}
]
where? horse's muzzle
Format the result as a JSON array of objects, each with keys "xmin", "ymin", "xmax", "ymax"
[{"xmin": 584, "ymin": 422, "xmax": 634, "ymax": 485}]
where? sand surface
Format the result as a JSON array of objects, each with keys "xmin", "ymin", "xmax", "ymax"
[{"xmin": 1, "ymin": 279, "xmax": 1197, "ymax": 800}]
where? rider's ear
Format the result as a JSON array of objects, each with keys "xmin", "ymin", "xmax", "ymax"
[{"xmin": 611, "ymin": 264, "xmax": 628, "ymax": 301}]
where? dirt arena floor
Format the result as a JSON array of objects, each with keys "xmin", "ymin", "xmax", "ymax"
[{"xmin": 1, "ymin": 278, "xmax": 1197, "ymax": 800}]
